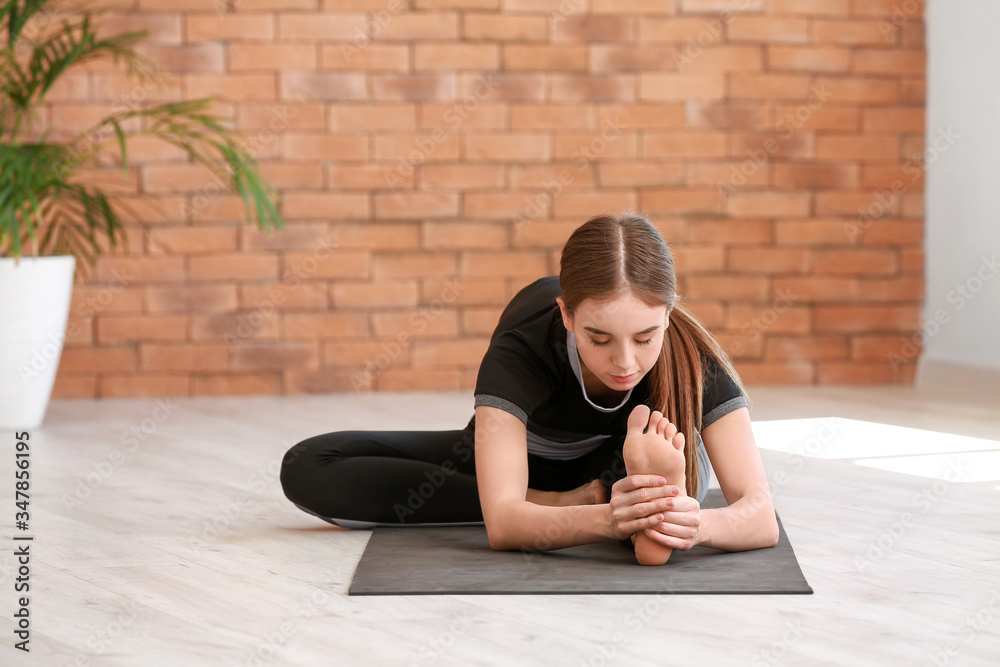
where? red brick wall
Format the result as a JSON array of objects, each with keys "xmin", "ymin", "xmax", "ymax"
[{"xmin": 49, "ymin": 0, "xmax": 926, "ymax": 398}]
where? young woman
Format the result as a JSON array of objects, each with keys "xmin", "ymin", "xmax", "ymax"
[{"xmin": 280, "ymin": 213, "xmax": 779, "ymax": 565}]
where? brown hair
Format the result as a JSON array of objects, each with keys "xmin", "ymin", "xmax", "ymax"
[{"xmin": 559, "ymin": 212, "xmax": 749, "ymax": 499}]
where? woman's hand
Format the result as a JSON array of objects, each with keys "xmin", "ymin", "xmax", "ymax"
[
  {"xmin": 640, "ymin": 494, "xmax": 702, "ymax": 550},
  {"xmin": 607, "ymin": 474, "xmax": 680, "ymax": 541}
]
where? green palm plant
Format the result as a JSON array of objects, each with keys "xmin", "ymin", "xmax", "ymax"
[{"xmin": 0, "ymin": 0, "xmax": 283, "ymax": 280}]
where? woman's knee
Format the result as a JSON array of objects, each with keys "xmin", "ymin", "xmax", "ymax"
[{"xmin": 279, "ymin": 431, "xmax": 363, "ymax": 501}]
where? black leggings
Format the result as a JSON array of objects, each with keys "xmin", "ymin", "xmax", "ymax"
[{"xmin": 279, "ymin": 423, "xmax": 630, "ymax": 528}]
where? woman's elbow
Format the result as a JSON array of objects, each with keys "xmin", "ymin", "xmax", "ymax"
[{"xmin": 762, "ymin": 513, "xmax": 780, "ymax": 548}]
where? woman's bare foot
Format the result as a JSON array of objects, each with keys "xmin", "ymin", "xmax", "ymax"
[
  {"xmin": 526, "ymin": 479, "xmax": 605, "ymax": 507},
  {"xmin": 622, "ymin": 404, "xmax": 687, "ymax": 566}
]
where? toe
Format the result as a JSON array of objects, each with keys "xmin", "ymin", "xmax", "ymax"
[
  {"xmin": 627, "ymin": 404, "xmax": 651, "ymax": 435},
  {"xmin": 672, "ymin": 431, "xmax": 685, "ymax": 452}
]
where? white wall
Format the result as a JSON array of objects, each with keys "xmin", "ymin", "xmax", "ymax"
[{"xmin": 920, "ymin": 0, "xmax": 1000, "ymax": 384}]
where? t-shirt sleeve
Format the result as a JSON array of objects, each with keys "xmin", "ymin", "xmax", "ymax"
[
  {"xmin": 701, "ymin": 356, "xmax": 748, "ymax": 430},
  {"xmin": 474, "ymin": 332, "xmax": 554, "ymax": 425}
]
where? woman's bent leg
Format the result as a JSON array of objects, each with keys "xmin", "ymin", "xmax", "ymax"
[{"xmin": 280, "ymin": 428, "xmax": 482, "ymax": 527}]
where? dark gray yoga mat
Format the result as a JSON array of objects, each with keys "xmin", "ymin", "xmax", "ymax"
[{"xmin": 348, "ymin": 490, "xmax": 813, "ymax": 595}]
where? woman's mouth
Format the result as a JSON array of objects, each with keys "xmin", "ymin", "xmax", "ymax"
[{"xmin": 610, "ymin": 372, "xmax": 637, "ymax": 384}]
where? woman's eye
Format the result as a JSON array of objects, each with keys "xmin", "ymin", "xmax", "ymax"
[
  {"xmin": 636, "ymin": 339, "xmax": 653, "ymax": 346},
  {"xmin": 591, "ymin": 339, "xmax": 610, "ymax": 347}
]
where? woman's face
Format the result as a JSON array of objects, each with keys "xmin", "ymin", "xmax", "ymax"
[{"xmin": 557, "ymin": 292, "xmax": 669, "ymax": 393}]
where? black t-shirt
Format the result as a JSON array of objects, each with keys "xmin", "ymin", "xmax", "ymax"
[{"xmin": 470, "ymin": 276, "xmax": 747, "ymax": 459}]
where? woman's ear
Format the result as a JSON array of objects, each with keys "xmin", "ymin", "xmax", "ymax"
[{"xmin": 556, "ymin": 296, "xmax": 573, "ymax": 330}]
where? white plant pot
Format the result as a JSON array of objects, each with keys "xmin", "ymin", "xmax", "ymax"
[{"xmin": 0, "ymin": 255, "xmax": 76, "ymax": 429}]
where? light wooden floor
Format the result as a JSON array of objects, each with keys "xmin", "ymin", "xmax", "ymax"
[{"xmin": 1, "ymin": 384, "xmax": 998, "ymax": 666}]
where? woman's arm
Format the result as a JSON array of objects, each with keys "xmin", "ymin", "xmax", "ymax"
[
  {"xmin": 696, "ymin": 406, "xmax": 780, "ymax": 550},
  {"xmin": 475, "ymin": 405, "xmax": 615, "ymax": 551}
]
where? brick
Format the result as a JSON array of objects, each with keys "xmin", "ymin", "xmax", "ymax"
[
  {"xmin": 551, "ymin": 17, "xmax": 634, "ymax": 42},
  {"xmin": 377, "ymin": 369, "xmax": 463, "ymax": 391},
  {"xmin": 813, "ymin": 249, "xmax": 897, "ymax": 274},
  {"xmin": 146, "ymin": 285, "xmax": 239, "ymax": 312},
  {"xmin": 280, "ymin": 72, "xmax": 366, "ymax": 101},
  {"xmin": 193, "ymin": 373, "xmax": 281, "ymax": 396},
  {"xmin": 95, "ymin": 256, "xmax": 185, "ymax": 283},
  {"xmin": 773, "ymin": 277, "xmax": 858, "ymax": 301},
  {"xmin": 101, "ymin": 15, "xmax": 182, "ymax": 44},
  {"xmin": 813, "ymin": 19, "xmax": 890, "ymax": 45},
  {"xmin": 282, "ymin": 192, "xmax": 371, "ymax": 220},
  {"xmin": 510, "ymin": 163, "xmax": 596, "ymax": 189},
  {"xmin": 141, "ymin": 343, "xmax": 229, "ymax": 371},
  {"xmin": 856, "ymin": 219, "xmax": 923, "ymax": 246},
  {"xmin": 257, "ymin": 163, "xmax": 324, "ymax": 190},
  {"xmin": 851, "ymin": 335, "xmax": 913, "ymax": 361},
  {"xmin": 100, "ymin": 375, "xmax": 190, "ymax": 398},
  {"xmin": 593, "ymin": 0, "xmax": 677, "ymax": 10},
  {"xmin": 900, "ymin": 78, "xmax": 926, "ymax": 103},
  {"xmin": 773, "ymin": 104, "xmax": 859, "ymax": 131},
  {"xmin": 238, "ymin": 104, "xmax": 326, "ymax": 132},
  {"xmin": 555, "ymin": 129, "xmax": 638, "ymax": 160},
  {"xmin": 371, "ymin": 310, "xmax": 459, "ymax": 338},
  {"xmin": 96, "ymin": 315, "xmax": 187, "ymax": 343},
  {"xmin": 726, "ymin": 192, "xmax": 811, "ymax": 218},
  {"xmin": 281, "ymin": 250, "xmax": 369, "ymax": 279},
  {"xmin": 639, "ymin": 17, "xmax": 720, "ymax": 42},
  {"xmin": 281, "ymin": 313, "xmax": 369, "ymax": 339},
  {"xmin": 772, "ymin": 163, "xmax": 859, "ymax": 189},
  {"xmin": 814, "ymin": 77, "xmax": 899, "ymax": 103},
  {"xmin": 766, "ymin": 0, "xmax": 848, "ymax": 15},
  {"xmin": 686, "ymin": 103, "xmax": 767, "ymax": 129},
  {"xmin": 372, "ymin": 253, "xmax": 458, "ymax": 279},
  {"xmin": 189, "ymin": 254, "xmax": 279, "ymax": 281},
  {"xmin": 510, "ymin": 104, "xmax": 595, "ymax": 130},
  {"xmin": 420, "ymin": 164, "xmax": 504, "ymax": 190},
  {"xmin": 727, "ymin": 247, "xmax": 810, "ymax": 273},
  {"xmin": 589, "ymin": 46, "xmax": 678, "ymax": 72},
  {"xmin": 60, "ymin": 347, "xmax": 137, "ymax": 373},
  {"xmin": 599, "ymin": 104, "xmax": 685, "ymax": 129},
  {"xmin": 70, "ymin": 286, "xmax": 143, "ymax": 316},
  {"xmin": 679, "ymin": 46, "xmax": 765, "ymax": 73},
  {"xmin": 728, "ymin": 17, "xmax": 809, "ymax": 43},
  {"xmin": 458, "ymin": 72, "xmax": 544, "ymax": 101},
  {"xmin": 186, "ymin": 14, "xmax": 275, "ymax": 42},
  {"xmin": 551, "ymin": 191, "xmax": 638, "ymax": 218},
  {"xmin": 460, "ymin": 252, "xmax": 548, "ymax": 278},
  {"xmin": 551, "ymin": 75, "xmax": 635, "ymax": 102},
  {"xmin": 374, "ymin": 192, "xmax": 460, "ymax": 219},
  {"xmin": 513, "ymin": 220, "xmax": 584, "ymax": 248},
  {"xmin": 415, "ymin": 43, "xmax": 500, "ymax": 70},
  {"xmin": 599, "ymin": 161, "xmax": 684, "ymax": 187},
  {"xmin": 817, "ymin": 191, "xmax": 902, "ymax": 217},
  {"xmin": 462, "ymin": 307, "xmax": 503, "ymax": 335},
  {"xmin": 322, "ymin": 339, "xmax": 412, "ymax": 369},
  {"xmin": 423, "ymin": 278, "xmax": 507, "ymax": 306},
  {"xmin": 503, "ymin": 0, "xmax": 582, "ymax": 10},
  {"xmin": 415, "ymin": 0, "xmax": 498, "ymax": 7},
  {"xmin": 681, "ymin": 0, "xmax": 763, "ymax": 10},
  {"xmin": 232, "ymin": 342, "xmax": 320, "ymax": 369},
  {"xmin": 640, "ymin": 73, "xmax": 726, "ymax": 101},
  {"xmin": 816, "ymin": 135, "xmax": 898, "ymax": 161},
  {"xmin": 321, "ymin": 43, "xmax": 410, "ymax": 71},
  {"xmin": 643, "ymin": 132, "xmax": 728, "ymax": 158},
  {"xmin": 378, "ymin": 13, "xmax": 460, "ymax": 40},
  {"xmin": 412, "ymin": 339, "xmax": 490, "ymax": 367},
  {"xmin": 276, "ymin": 13, "xmax": 368, "ymax": 40},
  {"xmin": 144, "ymin": 44, "xmax": 225, "ymax": 72},
  {"xmin": 854, "ymin": 49, "xmax": 925, "ymax": 75},
  {"xmin": 186, "ymin": 74, "xmax": 276, "ymax": 101},
  {"xmin": 729, "ymin": 74, "xmax": 812, "ymax": 100},
  {"xmin": 465, "ymin": 133, "xmax": 551, "ymax": 162},
  {"xmin": 372, "ymin": 73, "xmax": 458, "ymax": 101},
  {"xmin": 423, "ymin": 221, "xmax": 508, "ymax": 248},
  {"xmin": 641, "ymin": 189, "xmax": 725, "ymax": 215},
  {"xmin": 148, "ymin": 226, "xmax": 238, "ymax": 255},
  {"xmin": 863, "ymin": 107, "xmax": 925, "ymax": 132},
  {"xmin": 282, "ymin": 133, "xmax": 369, "ymax": 162},
  {"xmin": 503, "ymin": 45, "xmax": 587, "ymax": 72},
  {"xmin": 329, "ymin": 104, "xmax": 417, "ymax": 131},
  {"xmin": 242, "ymin": 224, "xmax": 333, "ymax": 252},
  {"xmin": 190, "ymin": 312, "xmax": 280, "ymax": 342},
  {"xmin": 672, "ymin": 246, "xmax": 726, "ymax": 273},
  {"xmin": 851, "ymin": 0, "xmax": 924, "ymax": 18},
  {"xmin": 332, "ymin": 223, "xmax": 421, "ymax": 249},
  {"xmin": 463, "ymin": 13, "xmax": 547, "ymax": 40},
  {"xmin": 765, "ymin": 337, "xmax": 849, "ymax": 362},
  {"xmin": 285, "ymin": 369, "xmax": 363, "ymax": 394},
  {"xmin": 465, "ymin": 192, "xmax": 543, "ymax": 220},
  {"xmin": 774, "ymin": 220, "xmax": 852, "ymax": 244},
  {"xmin": 419, "ymin": 103, "xmax": 506, "ymax": 130},
  {"xmin": 240, "ymin": 283, "xmax": 328, "ymax": 310},
  {"xmin": 49, "ymin": 105, "xmax": 142, "ymax": 138},
  {"xmin": 97, "ymin": 134, "xmax": 188, "ymax": 163},
  {"xmin": 767, "ymin": 46, "xmax": 851, "ymax": 72},
  {"xmin": 817, "ymin": 363, "xmax": 913, "ymax": 384},
  {"xmin": 725, "ymin": 304, "xmax": 810, "ymax": 334},
  {"xmin": 229, "ymin": 44, "xmax": 316, "ymax": 71},
  {"xmin": 686, "ymin": 276, "xmax": 770, "ymax": 301},
  {"xmin": 332, "ymin": 281, "xmax": 419, "ymax": 308},
  {"xmin": 686, "ymin": 161, "xmax": 769, "ymax": 188},
  {"xmin": 51, "ymin": 376, "xmax": 97, "ymax": 399},
  {"xmin": 855, "ymin": 277, "xmax": 924, "ymax": 302}
]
